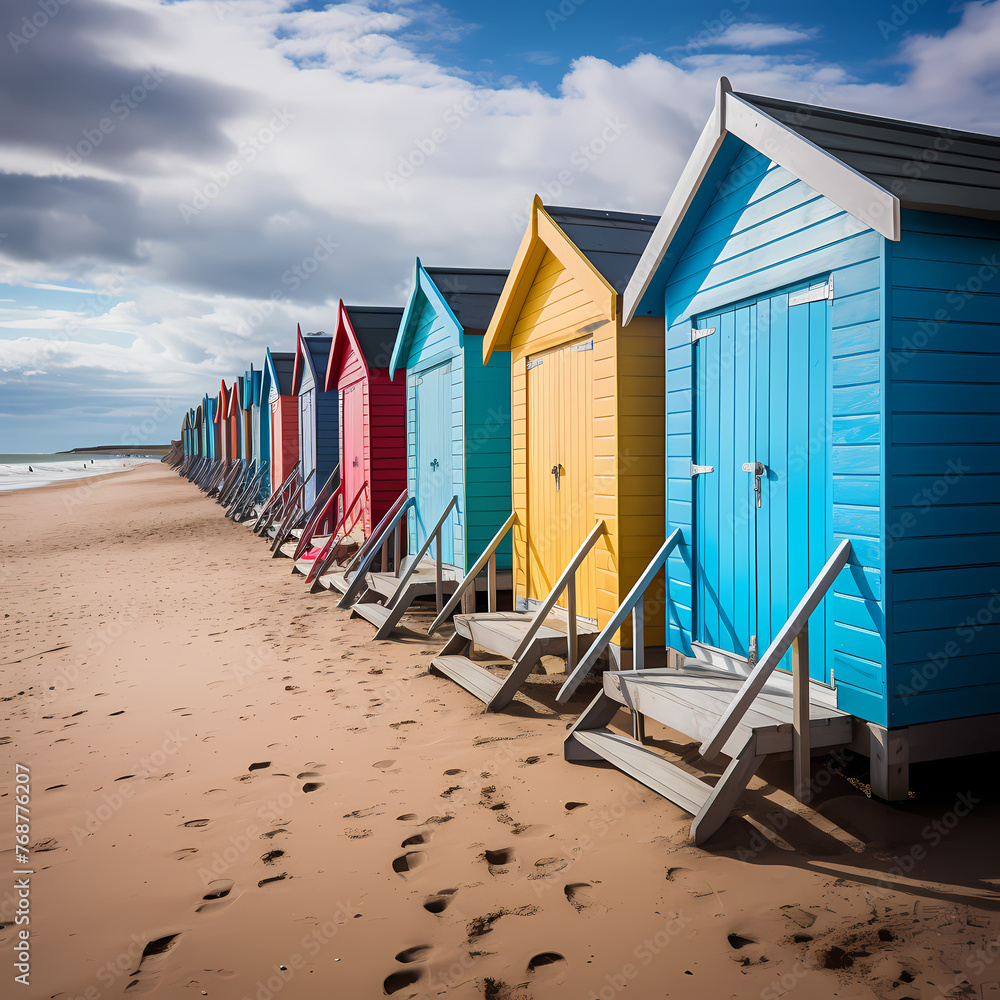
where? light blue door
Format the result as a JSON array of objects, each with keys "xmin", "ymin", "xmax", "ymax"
[
  {"xmin": 415, "ymin": 362, "xmax": 455, "ymax": 565},
  {"xmin": 694, "ymin": 283, "xmax": 830, "ymax": 679},
  {"xmin": 300, "ymin": 389, "xmax": 315, "ymax": 507}
]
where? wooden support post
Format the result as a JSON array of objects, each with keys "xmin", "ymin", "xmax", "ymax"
[
  {"xmin": 434, "ymin": 527, "xmax": 443, "ymax": 613},
  {"xmin": 566, "ymin": 577, "xmax": 577, "ymax": 676},
  {"xmin": 792, "ymin": 621, "xmax": 810, "ymax": 803},
  {"xmin": 488, "ymin": 553, "xmax": 497, "ymax": 613},
  {"xmin": 868, "ymin": 723, "xmax": 910, "ymax": 801},
  {"xmin": 393, "ymin": 517, "xmax": 402, "ymax": 575},
  {"xmin": 631, "ymin": 597, "xmax": 645, "ymax": 743},
  {"xmin": 381, "ymin": 534, "xmax": 389, "ymax": 572}
]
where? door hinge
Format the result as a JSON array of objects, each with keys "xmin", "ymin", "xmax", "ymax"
[
  {"xmin": 789, "ymin": 276, "xmax": 834, "ymax": 306},
  {"xmin": 691, "ymin": 463, "xmax": 714, "ymax": 477},
  {"xmin": 526, "ymin": 358, "xmax": 543, "ymax": 370},
  {"xmin": 691, "ymin": 326, "xmax": 716, "ymax": 343},
  {"xmin": 748, "ymin": 634, "xmax": 758, "ymax": 667}
]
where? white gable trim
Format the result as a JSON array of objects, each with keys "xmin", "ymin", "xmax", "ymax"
[{"xmin": 623, "ymin": 78, "xmax": 901, "ymax": 325}]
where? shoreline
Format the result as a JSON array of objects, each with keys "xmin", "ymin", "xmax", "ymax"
[
  {"xmin": 3, "ymin": 465, "xmax": 999, "ymax": 999},
  {"xmin": 0, "ymin": 461, "xmax": 151, "ymax": 494}
]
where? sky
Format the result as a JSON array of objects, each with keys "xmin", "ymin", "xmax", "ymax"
[{"xmin": 0, "ymin": 0, "xmax": 997, "ymax": 452}]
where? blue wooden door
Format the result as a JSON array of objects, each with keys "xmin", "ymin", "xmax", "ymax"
[
  {"xmin": 694, "ymin": 284, "xmax": 830, "ymax": 679},
  {"xmin": 415, "ymin": 362, "xmax": 455, "ymax": 565}
]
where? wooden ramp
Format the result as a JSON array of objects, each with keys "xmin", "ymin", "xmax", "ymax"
[
  {"xmin": 566, "ymin": 659, "xmax": 854, "ymax": 845},
  {"xmin": 348, "ymin": 560, "xmax": 461, "ymax": 639},
  {"xmin": 430, "ymin": 610, "xmax": 598, "ymax": 713}
]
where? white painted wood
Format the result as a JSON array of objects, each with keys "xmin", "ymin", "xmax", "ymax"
[
  {"xmin": 386, "ymin": 496, "xmax": 457, "ymax": 608},
  {"xmin": 430, "ymin": 654, "xmax": 503, "ymax": 704},
  {"xmin": 336, "ymin": 493, "xmax": 413, "ymax": 608},
  {"xmin": 510, "ymin": 520, "xmax": 606, "ymax": 663},
  {"xmin": 690, "ymin": 738, "xmax": 766, "ymax": 845},
  {"xmin": 427, "ymin": 512, "xmax": 516, "ymax": 635},
  {"xmin": 557, "ymin": 530, "xmax": 683, "ymax": 702},
  {"xmin": 700, "ymin": 539, "xmax": 852, "ymax": 760},
  {"xmin": 792, "ymin": 623, "xmax": 810, "ymax": 803},
  {"xmin": 567, "ymin": 577, "xmax": 578, "ymax": 676},
  {"xmin": 573, "ymin": 730, "xmax": 712, "ymax": 815},
  {"xmin": 725, "ymin": 93, "xmax": 899, "ymax": 240},
  {"xmin": 788, "ymin": 277, "xmax": 834, "ymax": 306},
  {"xmin": 868, "ymin": 724, "xmax": 910, "ymax": 801}
]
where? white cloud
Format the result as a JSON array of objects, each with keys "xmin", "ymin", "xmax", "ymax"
[
  {"xmin": 1, "ymin": 0, "xmax": 999, "ymax": 446},
  {"xmin": 703, "ymin": 22, "xmax": 820, "ymax": 50}
]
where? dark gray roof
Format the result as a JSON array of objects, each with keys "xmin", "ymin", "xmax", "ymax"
[
  {"xmin": 270, "ymin": 351, "xmax": 295, "ymax": 395},
  {"xmin": 425, "ymin": 267, "xmax": 508, "ymax": 334},
  {"xmin": 543, "ymin": 206, "xmax": 660, "ymax": 293},
  {"xmin": 738, "ymin": 92, "xmax": 1000, "ymax": 218},
  {"xmin": 303, "ymin": 333, "xmax": 332, "ymax": 379},
  {"xmin": 343, "ymin": 305, "xmax": 404, "ymax": 370}
]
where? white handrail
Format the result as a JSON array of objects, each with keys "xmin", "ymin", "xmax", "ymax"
[
  {"xmin": 699, "ymin": 539, "xmax": 853, "ymax": 760},
  {"xmin": 509, "ymin": 520, "xmax": 606, "ymax": 665},
  {"xmin": 268, "ymin": 466, "xmax": 316, "ymax": 551},
  {"xmin": 386, "ymin": 496, "xmax": 458, "ymax": 608},
  {"xmin": 336, "ymin": 493, "xmax": 414, "ymax": 607},
  {"xmin": 556, "ymin": 528, "xmax": 683, "ymax": 702},
  {"xmin": 303, "ymin": 480, "xmax": 369, "ymax": 577},
  {"xmin": 427, "ymin": 512, "xmax": 517, "ymax": 636},
  {"xmin": 253, "ymin": 463, "xmax": 301, "ymax": 533}
]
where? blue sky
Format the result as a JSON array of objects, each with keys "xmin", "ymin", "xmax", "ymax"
[{"xmin": 0, "ymin": 0, "xmax": 996, "ymax": 451}]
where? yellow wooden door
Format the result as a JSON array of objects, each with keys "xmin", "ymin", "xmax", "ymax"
[{"xmin": 526, "ymin": 337, "xmax": 596, "ymax": 618}]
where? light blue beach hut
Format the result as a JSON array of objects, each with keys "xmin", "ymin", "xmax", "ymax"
[{"xmin": 561, "ymin": 79, "xmax": 1000, "ymax": 840}]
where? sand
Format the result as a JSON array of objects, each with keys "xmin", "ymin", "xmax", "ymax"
[{"xmin": 2, "ymin": 464, "xmax": 1000, "ymax": 1000}]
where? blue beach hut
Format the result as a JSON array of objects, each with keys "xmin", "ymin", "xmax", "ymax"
[
  {"xmin": 561, "ymin": 79, "xmax": 1000, "ymax": 838},
  {"xmin": 292, "ymin": 325, "xmax": 339, "ymax": 508}
]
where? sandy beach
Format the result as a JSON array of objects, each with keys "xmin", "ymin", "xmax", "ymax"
[{"xmin": 3, "ymin": 464, "xmax": 1000, "ymax": 1000}]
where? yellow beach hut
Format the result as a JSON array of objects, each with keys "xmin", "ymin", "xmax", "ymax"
[{"xmin": 430, "ymin": 198, "xmax": 666, "ymax": 711}]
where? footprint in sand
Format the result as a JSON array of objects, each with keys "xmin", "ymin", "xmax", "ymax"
[
  {"xmin": 564, "ymin": 883, "xmax": 598, "ymax": 913},
  {"xmin": 123, "ymin": 934, "xmax": 182, "ymax": 993},
  {"xmin": 396, "ymin": 814, "xmax": 418, "ymax": 822},
  {"xmin": 258, "ymin": 873, "xmax": 289, "ymax": 887},
  {"xmin": 564, "ymin": 801, "xmax": 587, "ymax": 811},
  {"xmin": 249, "ymin": 762, "xmax": 270, "ymax": 771},
  {"xmin": 395, "ymin": 945, "xmax": 432, "ymax": 963},
  {"xmin": 302, "ymin": 782, "xmax": 324, "ymax": 793},
  {"xmin": 197, "ymin": 879, "xmax": 238, "ymax": 914},
  {"xmin": 530, "ymin": 857, "xmax": 568, "ymax": 880},
  {"xmin": 383, "ymin": 969, "xmax": 424, "ymax": 995},
  {"xmin": 373, "ymin": 760, "xmax": 396, "ymax": 769},
  {"xmin": 483, "ymin": 848, "xmax": 515, "ymax": 875},
  {"xmin": 423, "ymin": 889, "xmax": 459, "ymax": 914},
  {"xmin": 182, "ymin": 819, "xmax": 211, "ymax": 829},
  {"xmin": 528, "ymin": 952, "xmax": 568, "ymax": 976},
  {"xmin": 261, "ymin": 850, "xmax": 285, "ymax": 864},
  {"xmin": 401, "ymin": 832, "xmax": 430, "ymax": 848},
  {"xmin": 392, "ymin": 852, "xmax": 428, "ymax": 876}
]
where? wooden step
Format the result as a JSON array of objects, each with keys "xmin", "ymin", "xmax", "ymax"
[
  {"xmin": 454, "ymin": 610, "xmax": 598, "ymax": 660},
  {"xmin": 429, "ymin": 655, "xmax": 504, "ymax": 705},
  {"xmin": 320, "ymin": 571, "xmax": 350, "ymax": 594},
  {"xmin": 571, "ymin": 729, "xmax": 712, "ymax": 816},
  {"xmin": 365, "ymin": 565, "xmax": 460, "ymax": 601},
  {"xmin": 277, "ymin": 541, "xmax": 297, "ymax": 560},
  {"xmin": 350, "ymin": 602, "xmax": 394, "ymax": 629},
  {"xmin": 602, "ymin": 665, "xmax": 853, "ymax": 758}
]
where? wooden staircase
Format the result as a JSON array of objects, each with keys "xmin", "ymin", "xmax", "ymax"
[
  {"xmin": 431, "ymin": 610, "xmax": 599, "ymax": 712},
  {"xmin": 566, "ymin": 657, "xmax": 853, "ymax": 844},
  {"xmin": 349, "ymin": 559, "xmax": 462, "ymax": 637}
]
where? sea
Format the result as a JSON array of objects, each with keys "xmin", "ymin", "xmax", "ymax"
[{"xmin": 0, "ymin": 453, "xmax": 161, "ymax": 491}]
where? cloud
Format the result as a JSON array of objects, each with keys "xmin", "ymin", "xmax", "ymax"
[
  {"xmin": 0, "ymin": 0, "xmax": 999, "ymax": 447},
  {"xmin": 702, "ymin": 22, "xmax": 820, "ymax": 50}
]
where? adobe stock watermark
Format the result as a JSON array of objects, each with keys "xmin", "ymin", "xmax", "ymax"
[
  {"xmin": 52, "ymin": 67, "xmax": 171, "ymax": 175},
  {"xmin": 8, "ymin": 0, "xmax": 71, "ymax": 53},
  {"xmin": 178, "ymin": 107, "xmax": 296, "ymax": 222}
]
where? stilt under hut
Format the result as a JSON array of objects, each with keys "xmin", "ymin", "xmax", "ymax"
[
  {"xmin": 292, "ymin": 325, "xmax": 339, "ymax": 509},
  {"xmin": 560, "ymin": 77, "xmax": 1000, "ymax": 844},
  {"xmin": 264, "ymin": 349, "xmax": 299, "ymax": 494},
  {"xmin": 337, "ymin": 262, "xmax": 512, "ymax": 639},
  {"xmin": 298, "ymin": 302, "xmax": 406, "ymax": 585},
  {"xmin": 429, "ymin": 200, "xmax": 665, "ymax": 712}
]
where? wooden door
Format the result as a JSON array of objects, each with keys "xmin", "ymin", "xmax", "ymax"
[
  {"xmin": 415, "ymin": 362, "xmax": 455, "ymax": 565},
  {"xmin": 300, "ymin": 389, "xmax": 315, "ymax": 507},
  {"xmin": 341, "ymin": 382, "xmax": 365, "ymax": 518},
  {"xmin": 526, "ymin": 338, "xmax": 596, "ymax": 618},
  {"xmin": 694, "ymin": 284, "xmax": 829, "ymax": 678}
]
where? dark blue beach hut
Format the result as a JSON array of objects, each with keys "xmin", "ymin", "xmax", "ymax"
[
  {"xmin": 561, "ymin": 79, "xmax": 1000, "ymax": 838},
  {"xmin": 292, "ymin": 325, "xmax": 339, "ymax": 508}
]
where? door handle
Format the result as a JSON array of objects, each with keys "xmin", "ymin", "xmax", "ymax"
[
  {"xmin": 352, "ymin": 458, "xmax": 359, "ymax": 467},
  {"xmin": 551, "ymin": 463, "xmax": 563, "ymax": 492},
  {"xmin": 430, "ymin": 459, "xmax": 439, "ymax": 471},
  {"xmin": 742, "ymin": 461, "xmax": 766, "ymax": 507}
]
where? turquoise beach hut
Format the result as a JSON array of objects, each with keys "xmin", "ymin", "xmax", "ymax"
[{"xmin": 390, "ymin": 261, "xmax": 512, "ymax": 578}]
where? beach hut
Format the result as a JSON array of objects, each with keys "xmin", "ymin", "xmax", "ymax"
[
  {"xmin": 241, "ymin": 366, "xmax": 258, "ymax": 464},
  {"xmin": 326, "ymin": 301, "xmax": 406, "ymax": 533},
  {"xmin": 203, "ymin": 392, "xmax": 219, "ymax": 462},
  {"xmin": 215, "ymin": 381, "xmax": 230, "ymax": 463},
  {"xmin": 557, "ymin": 78, "xmax": 1000, "ymax": 841},
  {"xmin": 254, "ymin": 359, "xmax": 272, "ymax": 494},
  {"xmin": 181, "ymin": 410, "xmax": 193, "ymax": 458},
  {"xmin": 227, "ymin": 378, "xmax": 243, "ymax": 463},
  {"xmin": 264, "ymin": 349, "xmax": 298, "ymax": 494},
  {"xmin": 429, "ymin": 203, "xmax": 665, "ymax": 711},
  {"xmin": 292, "ymin": 325, "xmax": 339, "ymax": 508},
  {"xmin": 338, "ymin": 263, "xmax": 512, "ymax": 637}
]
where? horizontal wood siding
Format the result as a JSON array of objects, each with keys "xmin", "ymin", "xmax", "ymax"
[
  {"xmin": 886, "ymin": 210, "xmax": 1000, "ymax": 727},
  {"xmin": 368, "ymin": 368, "xmax": 407, "ymax": 532},
  {"xmin": 664, "ymin": 150, "xmax": 887, "ymax": 724},
  {"xmin": 403, "ymin": 296, "xmax": 464, "ymax": 568},
  {"xmin": 462, "ymin": 341, "xmax": 513, "ymax": 570}
]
